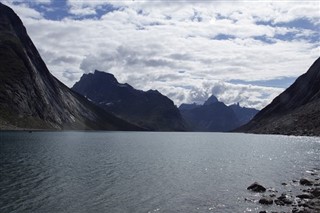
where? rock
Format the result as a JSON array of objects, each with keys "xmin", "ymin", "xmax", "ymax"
[
  {"xmin": 282, "ymin": 182, "xmax": 288, "ymax": 186},
  {"xmin": 259, "ymin": 197, "xmax": 273, "ymax": 205},
  {"xmin": 269, "ymin": 193, "xmax": 277, "ymax": 197},
  {"xmin": 296, "ymin": 193, "xmax": 314, "ymax": 199},
  {"xmin": 300, "ymin": 178, "xmax": 314, "ymax": 186},
  {"xmin": 310, "ymin": 188, "xmax": 320, "ymax": 197},
  {"xmin": 267, "ymin": 188, "xmax": 278, "ymax": 193},
  {"xmin": 259, "ymin": 211, "xmax": 267, "ymax": 213},
  {"xmin": 275, "ymin": 193, "xmax": 293, "ymax": 205},
  {"xmin": 247, "ymin": 182, "xmax": 267, "ymax": 192}
]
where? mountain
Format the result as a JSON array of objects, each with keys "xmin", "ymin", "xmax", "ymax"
[
  {"xmin": 204, "ymin": 95, "xmax": 218, "ymax": 105},
  {"xmin": 238, "ymin": 57, "xmax": 320, "ymax": 136},
  {"xmin": 179, "ymin": 95, "xmax": 259, "ymax": 132},
  {"xmin": 229, "ymin": 103, "xmax": 259, "ymax": 126},
  {"xmin": 72, "ymin": 71, "xmax": 187, "ymax": 131},
  {"xmin": 179, "ymin": 96, "xmax": 240, "ymax": 132},
  {"xmin": 0, "ymin": 3, "xmax": 141, "ymax": 131},
  {"xmin": 179, "ymin": 103, "xmax": 199, "ymax": 111}
]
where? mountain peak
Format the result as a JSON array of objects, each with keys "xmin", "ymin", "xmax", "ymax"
[
  {"xmin": 92, "ymin": 70, "xmax": 118, "ymax": 83},
  {"xmin": 72, "ymin": 72, "xmax": 186, "ymax": 131},
  {"xmin": 204, "ymin": 95, "xmax": 218, "ymax": 105}
]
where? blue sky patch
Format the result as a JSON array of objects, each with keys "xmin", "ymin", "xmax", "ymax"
[{"xmin": 229, "ymin": 77, "xmax": 297, "ymax": 88}]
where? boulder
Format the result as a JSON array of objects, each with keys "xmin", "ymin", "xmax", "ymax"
[
  {"xmin": 259, "ymin": 197, "xmax": 273, "ymax": 205},
  {"xmin": 247, "ymin": 182, "xmax": 267, "ymax": 192},
  {"xmin": 300, "ymin": 178, "xmax": 314, "ymax": 186},
  {"xmin": 275, "ymin": 193, "xmax": 293, "ymax": 205},
  {"xmin": 297, "ymin": 193, "xmax": 314, "ymax": 199}
]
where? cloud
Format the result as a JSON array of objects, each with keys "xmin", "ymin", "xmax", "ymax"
[
  {"xmin": 66, "ymin": 0, "xmax": 114, "ymax": 16},
  {"xmin": 1, "ymin": 1, "xmax": 44, "ymax": 19},
  {"xmin": 5, "ymin": 0, "xmax": 320, "ymax": 109}
]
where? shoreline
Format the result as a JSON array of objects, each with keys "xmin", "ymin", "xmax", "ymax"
[{"xmin": 247, "ymin": 169, "xmax": 320, "ymax": 213}]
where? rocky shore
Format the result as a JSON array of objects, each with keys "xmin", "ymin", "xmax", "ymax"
[{"xmin": 246, "ymin": 169, "xmax": 320, "ymax": 213}]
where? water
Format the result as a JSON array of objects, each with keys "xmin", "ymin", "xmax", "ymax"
[{"xmin": 0, "ymin": 132, "xmax": 319, "ymax": 213}]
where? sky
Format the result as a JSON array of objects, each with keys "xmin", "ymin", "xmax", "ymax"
[{"xmin": 1, "ymin": 0, "xmax": 319, "ymax": 109}]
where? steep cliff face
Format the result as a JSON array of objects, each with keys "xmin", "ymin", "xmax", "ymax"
[
  {"xmin": 238, "ymin": 58, "xmax": 320, "ymax": 136},
  {"xmin": 72, "ymin": 71, "xmax": 187, "ymax": 131},
  {"xmin": 0, "ymin": 3, "xmax": 141, "ymax": 130}
]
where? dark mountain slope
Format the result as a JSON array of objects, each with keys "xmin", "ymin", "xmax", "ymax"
[
  {"xmin": 229, "ymin": 103, "xmax": 259, "ymax": 126},
  {"xmin": 238, "ymin": 57, "xmax": 320, "ymax": 136},
  {"xmin": 0, "ymin": 3, "xmax": 141, "ymax": 130},
  {"xmin": 72, "ymin": 71, "xmax": 187, "ymax": 131},
  {"xmin": 179, "ymin": 95, "xmax": 258, "ymax": 132},
  {"xmin": 179, "ymin": 95, "xmax": 240, "ymax": 132}
]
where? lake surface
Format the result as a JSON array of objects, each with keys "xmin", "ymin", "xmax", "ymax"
[{"xmin": 0, "ymin": 132, "xmax": 319, "ymax": 213}]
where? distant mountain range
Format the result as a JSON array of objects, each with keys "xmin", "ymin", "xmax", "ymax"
[
  {"xmin": 179, "ymin": 96, "xmax": 258, "ymax": 132},
  {"xmin": 238, "ymin": 57, "xmax": 320, "ymax": 136},
  {"xmin": 72, "ymin": 71, "xmax": 187, "ymax": 131},
  {"xmin": 0, "ymin": 3, "xmax": 141, "ymax": 131}
]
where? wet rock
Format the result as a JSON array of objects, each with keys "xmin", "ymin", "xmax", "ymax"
[
  {"xmin": 269, "ymin": 193, "xmax": 277, "ymax": 197},
  {"xmin": 275, "ymin": 193, "xmax": 293, "ymax": 205},
  {"xmin": 297, "ymin": 193, "xmax": 314, "ymax": 199},
  {"xmin": 267, "ymin": 188, "xmax": 278, "ymax": 193},
  {"xmin": 247, "ymin": 182, "xmax": 267, "ymax": 192},
  {"xmin": 259, "ymin": 197, "xmax": 273, "ymax": 205},
  {"xmin": 310, "ymin": 188, "xmax": 320, "ymax": 197},
  {"xmin": 300, "ymin": 178, "xmax": 314, "ymax": 186}
]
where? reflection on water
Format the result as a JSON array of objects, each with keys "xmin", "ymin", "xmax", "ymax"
[{"xmin": 0, "ymin": 132, "xmax": 319, "ymax": 213}]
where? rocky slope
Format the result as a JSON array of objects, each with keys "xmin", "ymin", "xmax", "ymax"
[
  {"xmin": 72, "ymin": 71, "xmax": 187, "ymax": 131},
  {"xmin": 238, "ymin": 57, "xmax": 320, "ymax": 136},
  {"xmin": 0, "ymin": 3, "xmax": 141, "ymax": 131}
]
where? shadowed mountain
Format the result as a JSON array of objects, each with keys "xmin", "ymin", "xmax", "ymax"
[
  {"xmin": 179, "ymin": 95, "xmax": 239, "ymax": 132},
  {"xmin": 72, "ymin": 71, "xmax": 187, "ymax": 131},
  {"xmin": 238, "ymin": 57, "xmax": 320, "ymax": 136},
  {"xmin": 229, "ymin": 103, "xmax": 259, "ymax": 126},
  {"xmin": 0, "ymin": 3, "xmax": 141, "ymax": 130},
  {"xmin": 179, "ymin": 103, "xmax": 199, "ymax": 111},
  {"xmin": 179, "ymin": 95, "xmax": 258, "ymax": 132}
]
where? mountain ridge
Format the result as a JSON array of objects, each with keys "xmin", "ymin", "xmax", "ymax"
[
  {"xmin": 72, "ymin": 70, "xmax": 187, "ymax": 131},
  {"xmin": 237, "ymin": 57, "xmax": 320, "ymax": 136},
  {"xmin": 179, "ymin": 96, "xmax": 258, "ymax": 132},
  {"xmin": 0, "ymin": 3, "xmax": 142, "ymax": 131}
]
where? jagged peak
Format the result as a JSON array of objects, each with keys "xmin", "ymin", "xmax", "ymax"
[
  {"xmin": 85, "ymin": 70, "xmax": 118, "ymax": 83},
  {"xmin": 147, "ymin": 89, "xmax": 161, "ymax": 94},
  {"xmin": 204, "ymin": 95, "xmax": 218, "ymax": 105}
]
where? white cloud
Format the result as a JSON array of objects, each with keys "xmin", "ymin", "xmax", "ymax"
[
  {"xmin": 66, "ymin": 0, "xmax": 110, "ymax": 16},
  {"xmin": 5, "ymin": 1, "xmax": 320, "ymax": 109}
]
